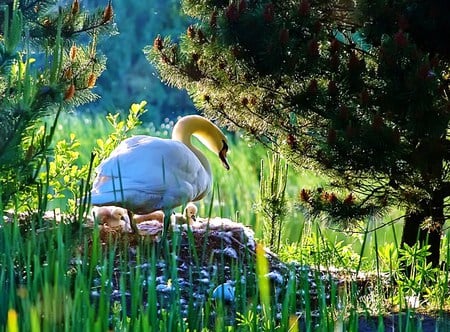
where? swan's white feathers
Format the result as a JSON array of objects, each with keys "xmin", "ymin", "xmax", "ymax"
[
  {"xmin": 91, "ymin": 135, "xmax": 211, "ymax": 214},
  {"xmin": 91, "ymin": 115, "xmax": 229, "ymax": 228}
]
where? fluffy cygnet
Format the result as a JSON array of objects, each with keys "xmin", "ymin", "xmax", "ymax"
[
  {"xmin": 93, "ymin": 206, "xmax": 131, "ymax": 232},
  {"xmin": 171, "ymin": 202, "xmax": 198, "ymax": 225},
  {"xmin": 134, "ymin": 210, "xmax": 165, "ymax": 224}
]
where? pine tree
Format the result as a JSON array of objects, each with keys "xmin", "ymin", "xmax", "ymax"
[
  {"xmin": 147, "ymin": 0, "xmax": 450, "ymax": 267},
  {"xmin": 0, "ymin": 0, "xmax": 116, "ymax": 209}
]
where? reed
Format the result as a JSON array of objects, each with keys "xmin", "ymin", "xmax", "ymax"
[{"xmin": 1, "ymin": 111, "xmax": 449, "ymax": 330}]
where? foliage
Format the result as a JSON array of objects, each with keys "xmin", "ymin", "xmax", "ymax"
[
  {"xmin": 93, "ymin": 101, "xmax": 148, "ymax": 161},
  {"xmin": 279, "ymin": 233, "xmax": 365, "ymax": 271},
  {"xmin": 394, "ymin": 243, "xmax": 437, "ymax": 307},
  {"xmin": 2, "ymin": 107, "xmax": 450, "ymax": 329},
  {"xmin": 257, "ymin": 152, "xmax": 288, "ymax": 253},
  {"xmin": 0, "ymin": 0, "xmax": 116, "ymax": 210},
  {"xmin": 377, "ymin": 242, "xmax": 399, "ymax": 272},
  {"xmin": 146, "ymin": 0, "xmax": 450, "ymax": 266},
  {"xmin": 41, "ymin": 101, "xmax": 148, "ymax": 213},
  {"xmin": 42, "ymin": 132, "xmax": 87, "ymax": 211}
]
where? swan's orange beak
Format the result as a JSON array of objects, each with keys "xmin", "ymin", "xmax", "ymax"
[{"xmin": 219, "ymin": 141, "xmax": 230, "ymax": 170}]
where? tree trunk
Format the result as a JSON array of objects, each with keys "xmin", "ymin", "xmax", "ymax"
[
  {"xmin": 400, "ymin": 209, "xmax": 423, "ymax": 253},
  {"xmin": 400, "ymin": 197, "xmax": 444, "ymax": 269}
]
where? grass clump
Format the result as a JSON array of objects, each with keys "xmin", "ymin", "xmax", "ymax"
[{"xmin": 2, "ymin": 108, "xmax": 450, "ymax": 331}]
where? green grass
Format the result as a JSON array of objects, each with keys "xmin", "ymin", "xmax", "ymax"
[
  {"xmin": 2, "ymin": 111, "xmax": 450, "ymax": 331},
  {"xmin": 3, "ymin": 222, "xmax": 449, "ymax": 331}
]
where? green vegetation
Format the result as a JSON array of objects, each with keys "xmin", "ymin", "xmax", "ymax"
[
  {"xmin": 1, "ymin": 104, "xmax": 450, "ymax": 330},
  {"xmin": 148, "ymin": 0, "xmax": 450, "ymax": 268},
  {"xmin": 0, "ymin": 0, "xmax": 115, "ymax": 210},
  {"xmin": 1, "ymin": 0, "xmax": 450, "ymax": 330},
  {"xmin": 1, "ymin": 107, "xmax": 448, "ymax": 331}
]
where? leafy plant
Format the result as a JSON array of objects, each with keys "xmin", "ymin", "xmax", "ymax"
[
  {"xmin": 93, "ymin": 100, "xmax": 148, "ymax": 161},
  {"xmin": 42, "ymin": 132, "xmax": 87, "ymax": 211},
  {"xmin": 377, "ymin": 242, "xmax": 400, "ymax": 273},
  {"xmin": 394, "ymin": 242, "xmax": 443, "ymax": 309},
  {"xmin": 0, "ymin": 0, "xmax": 116, "ymax": 211},
  {"xmin": 257, "ymin": 152, "xmax": 288, "ymax": 253},
  {"xmin": 40, "ymin": 101, "xmax": 148, "ymax": 214}
]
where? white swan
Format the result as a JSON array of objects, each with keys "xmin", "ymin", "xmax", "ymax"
[{"xmin": 90, "ymin": 115, "xmax": 230, "ymax": 233}]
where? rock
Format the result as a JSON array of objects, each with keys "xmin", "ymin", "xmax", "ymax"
[{"xmin": 212, "ymin": 283, "xmax": 235, "ymax": 303}]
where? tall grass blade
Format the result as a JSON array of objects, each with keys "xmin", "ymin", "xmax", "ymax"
[
  {"xmin": 255, "ymin": 243, "xmax": 272, "ymax": 330},
  {"xmin": 7, "ymin": 309, "xmax": 19, "ymax": 332}
]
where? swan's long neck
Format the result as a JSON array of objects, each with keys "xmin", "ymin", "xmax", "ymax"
[{"xmin": 172, "ymin": 116, "xmax": 213, "ymax": 177}]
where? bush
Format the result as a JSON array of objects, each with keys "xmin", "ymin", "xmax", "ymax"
[{"xmin": 0, "ymin": 0, "xmax": 115, "ymax": 210}]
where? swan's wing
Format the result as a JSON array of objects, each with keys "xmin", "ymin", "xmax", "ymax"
[{"xmin": 91, "ymin": 136, "xmax": 211, "ymax": 213}]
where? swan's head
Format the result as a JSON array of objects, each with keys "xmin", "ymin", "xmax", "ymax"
[
  {"xmin": 197, "ymin": 134, "xmax": 229, "ymax": 170},
  {"xmin": 173, "ymin": 115, "xmax": 230, "ymax": 170}
]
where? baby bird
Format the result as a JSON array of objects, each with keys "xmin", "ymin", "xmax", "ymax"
[
  {"xmin": 171, "ymin": 202, "xmax": 198, "ymax": 226},
  {"xmin": 134, "ymin": 210, "xmax": 165, "ymax": 224},
  {"xmin": 93, "ymin": 206, "xmax": 131, "ymax": 232}
]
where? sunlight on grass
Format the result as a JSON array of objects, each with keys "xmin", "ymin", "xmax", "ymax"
[
  {"xmin": 7, "ymin": 309, "xmax": 18, "ymax": 332},
  {"xmin": 256, "ymin": 244, "xmax": 272, "ymax": 327},
  {"xmin": 1, "ymin": 111, "xmax": 448, "ymax": 331}
]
